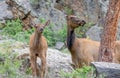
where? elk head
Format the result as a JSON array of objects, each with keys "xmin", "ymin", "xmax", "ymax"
[
  {"xmin": 66, "ymin": 15, "xmax": 86, "ymax": 29},
  {"xmin": 33, "ymin": 20, "xmax": 50, "ymax": 34}
]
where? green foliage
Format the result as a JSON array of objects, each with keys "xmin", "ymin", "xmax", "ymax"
[
  {"xmin": 2, "ymin": 18, "xmax": 34, "ymax": 43},
  {"xmin": 43, "ymin": 23, "xmax": 56, "ymax": 46},
  {"xmin": 64, "ymin": 6, "xmax": 74, "ymax": 15},
  {"xmin": 75, "ymin": 22, "xmax": 94, "ymax": 38},
  {"xmin": 13, "ymin": 28, "xmax": 34, "ymax": 43},
  {"xmin": 61, "ymin": 66, "xmax": 95, "ymax": 78},
  {"xmin": 40, "ymin": 18, "xmax": 67, "ymax": 46},
  {"xmin": 30, "ymin": 0, "xmax": 39, "ymax": 4},
  {"xmin": 56, "ymin": 24, "xmax": 67, "ymax": 42},
  {"xmin": 0, "ymin": 23, "xmax": 4, "ymax": 29},
  {"xmin": 3, "ymin": 18, "xmax": 23, "ymax": 36},
  {"xmin": 0, "ymin": 52, "xmax": 24, "ymax": 78},
  {"xmin": 0, "ymin": 40, "xmax": 31, "ymax": 78}
]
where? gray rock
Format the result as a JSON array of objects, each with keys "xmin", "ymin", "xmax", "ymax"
[
  {"xmin": 55, "ymin": 42, "xmax": 64, "ymax": 50},
  {"xmin": 15, "ymin": 48, "xmax": 73, "ymax": 78},
  {"xmin": 0, "ymin": 1, "xmax": 13, "ymax": 21},
  {"xmin": 86, "ymin": 24, "xmax": 103, "ymax": 41}
]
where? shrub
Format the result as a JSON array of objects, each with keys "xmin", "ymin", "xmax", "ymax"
[
  {"xmin": 75, "ymin": 22, "xmax": 94, "ymax": 38},
  {"xmin": 61, "ymin": 66, "xmax": 95, "ymax": 78},
  {"xmin": 0, "ymin": 52, "xmax": 24, "ymax": 78},
  {"xmin": 2, "ymin": 18, "xmax": 34, "ymax": 44},
  {"xmin": 40, "ymin": 18, "xmax": 67, "ymax": 46},
  {"xmin": 64, "ymin": 6, "xmax": 74, "ymax": 15},
  {"xmin": 3, "ymin": 18, "xmax": 23, "ymax": 36},
  {"xmin": 0, "ymin": 40, "xmax": 31, "ymax": 78}
]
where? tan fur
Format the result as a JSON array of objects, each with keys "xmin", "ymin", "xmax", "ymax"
[
  {"xmin": 71, "ymin": 38, "xmax": 120, "ymax": 67},
  {"xmin": 29, "ymin": 20, "xmax": 50, "ymax": 78},
  {"xmin": 70, "ymin": 38, "xmax": 100, "ymax": 68},
  {"xmin": 66, "ymin": 15, "xmax": 120, "ymax": 68}
]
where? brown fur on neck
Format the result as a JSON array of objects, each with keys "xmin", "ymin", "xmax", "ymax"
[{"xmin": 33, "ymin": 31, "xmax": 42, "ymax": 49}]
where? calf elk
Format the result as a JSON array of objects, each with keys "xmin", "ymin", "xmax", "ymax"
[
  {"xmin": 30, "ymin": 20, "xmax": 50, "ymax": 78},
  {"xmin": 66, "ymin": 15, "xmax": 120, "ymax": 68}
]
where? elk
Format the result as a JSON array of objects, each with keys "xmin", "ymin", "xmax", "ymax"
[
  {"xmin": 29, "ymin": 20, "xmax": 50, "ymax": 78},
  {"xmin": 66, "ymin": 15, "xmax": 120, "ymax": 68}
]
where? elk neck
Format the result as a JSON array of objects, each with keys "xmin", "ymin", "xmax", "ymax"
[
  {"xmin": 33, "ymin": 31, "xmax": 42, "ymax": 48},
  {"xmin": 67, "ymin": 26, "xmax": 75, "ymax": 50}
]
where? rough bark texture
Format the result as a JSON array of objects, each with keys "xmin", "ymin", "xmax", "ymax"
[
  {"xmin": 99, "ymin": 0, "xmax": 120, "ymax": 62},
  {"xmin": 91, "ymin": 62, "xmax": 120, "ymax": 78}
]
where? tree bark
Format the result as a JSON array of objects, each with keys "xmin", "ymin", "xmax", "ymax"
[{"xmin": 98, "ymin": 0, "xmax": 120, "ymax": 62}]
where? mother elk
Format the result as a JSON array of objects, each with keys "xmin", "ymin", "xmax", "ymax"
[{"xmin": 66, "ymin": 15, "xmax": 120, "ymax": 68}]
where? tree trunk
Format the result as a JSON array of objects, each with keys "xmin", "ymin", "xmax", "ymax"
[{"xmin": 98, "ymin": 0, "xmax": 120, "ymax": 62}]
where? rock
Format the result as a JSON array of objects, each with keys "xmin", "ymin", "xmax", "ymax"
[
  {"xmin": 1, "ymin": 0, "xmax": 66, "ymax": 31},
  {"xmin": 86, "ymin": 24, "xmax": 103, "ymax": 41},
  {"xmin": 0, "ymin": 1, "xmax": 13, "ymax": 22},
  {"xmin": 86, "ymin": 22, "xmax": 120, "ymax": 41},
  {"xmin": 55, "ymin": 0, "xmax": 107, "ymax": 24},
  {"xmin": 91, "ymin": 62, "xmax": 120, "ymax": 78},
  {"xmin": 14, "ymin": 48, "xmax": 73, "ymax": 78},
  {"xmin": 55, "ymin": 42, "xmax": 64, "ymax": 50}
]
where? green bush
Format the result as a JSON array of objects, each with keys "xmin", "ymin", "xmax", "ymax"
[
  {"xmin": 13, "ymin": 28, "xmax": 34, "ymax": 43},
  {"xmin": 0, "ymin": 41, "xmax": 31, "ymax": 78},
  {"xmin": 75, "ymin": 22, "xmax": 94, "ymax": 38},
  {"xmin": 61, "ymin": 66, "xmax": 95, "ymax": 78},
  {"xmin": 2, "ymin": 17, "xmax": 91, "ymax": 47},
  {"xmin": 2, "ymin": 18, "xmax": 34, "ymax": 43},
  {"xmin": 0, "ymin": 52, "xmax": 24, "ymax": 78},
  {"xmin": 64, "ymin": 6, "xmax": 74, "ymax": 15},
  {"xmin": 43, "ymin": 23, "xmax": 56, "ymax": 46},
  {"xmin": 40, "ymin": 18, "xmax": 67, "ymax": 46},
  {"xmin": 3, "ymin": 18, "xmax": 23, "ymax": 36}
]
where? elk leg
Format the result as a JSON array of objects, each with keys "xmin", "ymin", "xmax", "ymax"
[
  {"xmin": 39, "ymin": 55, "xmax": 46, "ymax": 78},
  {"xmin": 30, "ymin": 54, "xmax": 38, "ymax": 78}
]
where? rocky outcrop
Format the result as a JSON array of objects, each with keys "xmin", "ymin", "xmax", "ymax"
[
  {"xmin": 15, "ymin": 48, "xmax": 72, "ymax": 78},
  {"xmin": 54, "ymin": 0, "xmax": 109, "ymax": 24},
  {"xmin": 0, "ymin": 1, "xmax": 13, "ymax": 24},
  {"xmin": 0, "ymin": 34, "xmax": 72, "ymax": 78},
  {"xmin": 0, "ymin": 0, "xmax": 110, "ymax": 29},
  {"xmin": 0, "ymin": 0, "xmax": 66, "ymax": 31}
]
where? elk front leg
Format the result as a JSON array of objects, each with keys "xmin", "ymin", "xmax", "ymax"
[
  {"xmin": 30, "ymin": 54, "xmax": 39, "ymax": 78},
  {"xmin": 39, "ymin": 54, "xmax": 46, "ymax": 78}
]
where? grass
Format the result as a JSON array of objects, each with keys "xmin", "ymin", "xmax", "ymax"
[
  {"xmin": 0, "ymin": 39, "xmax": 31, "ymax": 78},
  {"xmin": 61, "ymin": 66, "xmax": 95, "ymax": 78}
]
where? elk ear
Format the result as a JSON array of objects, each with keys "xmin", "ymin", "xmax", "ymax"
[
  {"xmin": 44, "ymin": 20, "xmax": 50, "ymax": 27},
  {"xmin": 31, "ymin": 22, "xmax": 37, "ymax": 28},
  {"xmin": 34, "ymin": 24, "xmax": 37, "ymax": 28}
]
